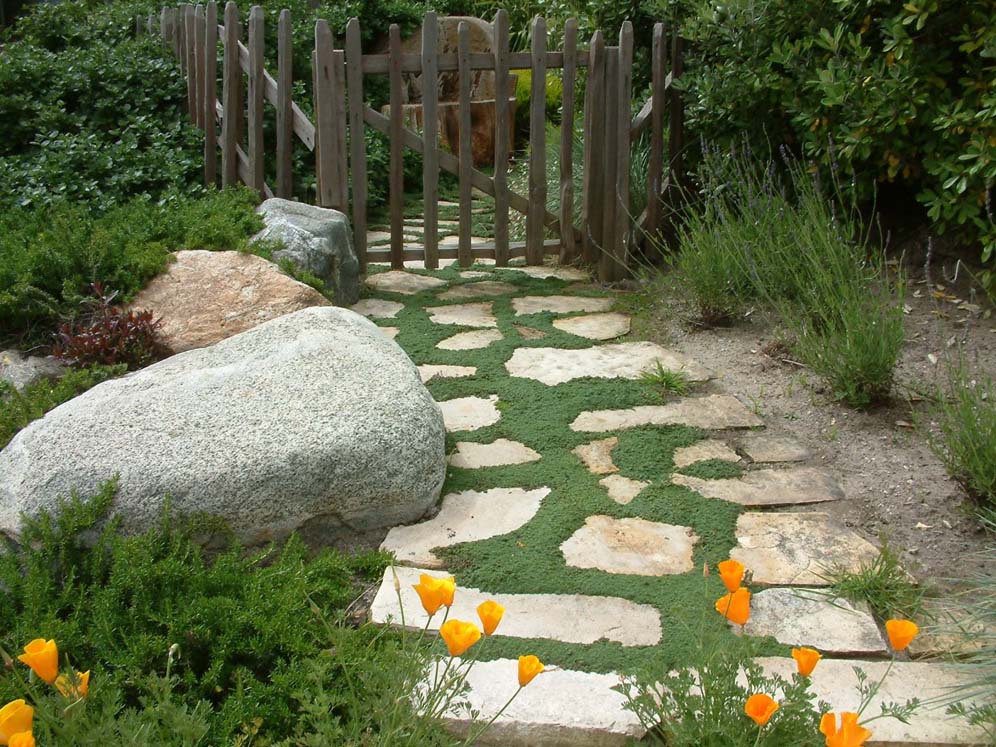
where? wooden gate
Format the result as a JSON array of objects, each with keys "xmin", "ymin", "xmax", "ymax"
[{"xmin": 151, "ymin": 3, "xmax": 684, "ymax": 281}]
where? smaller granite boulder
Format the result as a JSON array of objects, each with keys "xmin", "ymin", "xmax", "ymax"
[
  {"xmin": 254, "ymin": 198, "xmax": 360, "ymax": 305},
  {"xmin": 0, "ymin": 350, "xmax": 65, "ymax": 393}
]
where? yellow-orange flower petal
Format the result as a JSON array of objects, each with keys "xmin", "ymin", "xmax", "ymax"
[
  {"xmin": 17, "ymin": 639, "xmax": 58, "ymax": 685},
  {"xmin": 745, "ymin": 693, "xmax": 778, "ymax": 726},
  {"xmin": 55, "ymin": 669, "xmax": 90, "ymax": 699},
  {"xmin": 715, "ymin": 587, "xmax": 751, "ymax": 626},
  {"xmin": 8, "ymin": 733, "xmax": 34, "ymax": 747},
  {"xmin": 412, "ymin": 575, "xmax": 456, "ymax": 616},
  {"xmin": 885, "ymin": 619, "xmax": 919, "ymax": 652},
  {"xmin": 791, "ymin": 647, "xmax": 821, "ymax": 676},
  {"xmin": 820, "ymin": 711, "xmax": 872, "ymax": 747},
  {"xmin": 718, "ymin": 559, "xmax": 745, "ymax": 593},
  {"xmin": 517, "ymin": 655, "xmax": 544, "ymax": 687},
  {"xmin": 439, "ymin": 619, "xmax": 481, "ymax": 657},
  {"xmin": 0, "ymin": 700, "xmax": 34, "ymax": 746},
  {"xmin": 477, "ymin": 600, "xmax": 505, "ymax": 636}
]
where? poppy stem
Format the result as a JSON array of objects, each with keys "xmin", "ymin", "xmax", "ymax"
[{"xmin": 461, "ymin": 685, "xmax": 523, "ymax": 745}]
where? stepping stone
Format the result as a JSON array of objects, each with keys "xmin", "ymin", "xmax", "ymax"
[
  {"xmin": 573, "ymin": 437, "xmax": 619, "ymax": 475},
  {"xmin": 552, "ymin": 312, "xmax": 631, "ymax": 340},
  {"xmin": 427, "ymin": 302, "xmax": 497, "ymax": 328},
  {"xmin": 441, "ymin": 235, "xmax": 491, "ymax": 246},
  {"xmin": 437, "ymin": 395, "xmax": 501, "ymax": 432},
  {"xmin": 366, "ymin": 271, "xmax": 447, "ymax": 295},
  {"xmin": 438, "ymin": 281, "xmax": 518, "ymax": 300},
  {"xmin": 350, "ymin": 298, "xmax": 404, "ymax": 319},
  {"xmin": 448, "ymin": 439, "xmax": 541, "ymax": 469},
  {"xmin": 730, "ymin": 512, "xmax": 879, "ymax": 586},
  {"xmin": 459, "ymin": 270, "xmax": 491, "ymax": 279},
  {"xmin": 506, "ymin": 342, "xmax": 711, "ymax": 386},
  {"xmin": 369, "ymin": 259, "xmax": 459, "ymax": 270},
  {"xmin": 741, "ymin": 588, "xmax": 886, "ymax": 654},
  {"xmin": 673, "ymin": 440, "xmax": 741, "ymax": 469},
  {"xmin": 370, "ymin": 566, "xmax": 662, "ymax": 646},
  {"xmin": 381, "ymin": 487, "xmax": 550, "ymax": 567},
  {"xmin": 515, "ymin": 325, "xmax": 546, "ymax": 340},
  {"xmin": 739, "ymin": 434, "xmax": 812, "ymax": 463},
  {"xmin": 366, "ymin": 230, "xmax": 392, "ymax": 243},
  {"xmin": 512, "ymin": 295, "xmax": 613, "ymax": 316},
  {"xmin": 907, "ymin": 599, "xmax": 993, "ymax": 658},
  {"xmin": 503, "ymin": 266, "xmax": 590, "ymax": 281},
  {"xmin": 754, "ymin": 656, "xmax": 989, "ymax": 745},
  {"xmin": 438, "ymin": 200, "xmax": 460, "ymax": 207},
  {"xmin": 562, "ymin": 516, "xmax": 697, "ymax": 576},
  {"xmin": 599, "ymin": 475, "xmax": 649, "ymax": 505},
  {"xmin": 431, "ymin": 658, "xmax": 645, "ymax": 746},
  {"xmin": 671, "ymin": 467, "xmax": 845, "ymax": 507},
  {"xmin": 572, "ymin": 394, "xmax": 764, "ymax": 432},
  {"xmin": 418, "ymin": 365, "xmax": 477, "ymax": 383},
  {"xmin": 436, "ymin": 329, "xmax": 503, "ymax": 351},
  {"xmin": 379, "ymin": 327, "xmax": 400, "ymax": 340}
]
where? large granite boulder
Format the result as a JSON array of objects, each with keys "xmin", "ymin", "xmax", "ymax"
[
  {"xmin": 0, "ymin": 307, "xmax": 446, "ymax": 547},
  {"xmin": 127, "ymin": 249, "xmax": 330, "ymax": 353},
  {"xmin": 253, "ymin": 199, "xmax": 360, "ymax": 305}
]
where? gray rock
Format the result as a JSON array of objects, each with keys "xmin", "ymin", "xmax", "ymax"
[
  {"xmin": 1, "ymin": 350, "xmax": 65, "ymax": 393},
  {"xmin": 254, "ymin": 198, "xmax": 360, "ymax": 305},
  {"xmin": 0, "ymin": 307, "xmax": 445, "ymax": 547}
]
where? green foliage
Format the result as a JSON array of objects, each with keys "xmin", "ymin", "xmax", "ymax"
[
  {"xmin": 829, "ymin": 543, "xmax": 924, "ymax": 621},
  {"xmin": 640, "ymin": 360, "xmax": 693, "ymax": 398},
  {"xmin": 0, "ymin": 364, "xmax": 126, "ymax": 449}
]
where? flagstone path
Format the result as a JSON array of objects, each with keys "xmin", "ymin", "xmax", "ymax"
[{"xmin": 352, "ymin": 256, "xmax": 989, "ymax": 746}]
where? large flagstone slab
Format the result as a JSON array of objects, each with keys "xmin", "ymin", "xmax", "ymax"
[
  {"xmin": 370, "ymin": 566, "xmax": 662, "ymax": 646},
  {"xmin": 552, "ymin": 312, "xmax": 631, "ymax": 340},
  {"xmin": 561, "ymin": 515, "xmax": 698, "ymax": 576},
  {"xmin": 512, "ymin": 295, "xmax": 613, "ymax": 316},
  {"xmin": 437, "ymin": 329, "xmax": 503, "ymax": 351},
  {"xmin": 381, "ymin": 487, "xmax": 550, "ymax": 566},
  {"xmin": 742, "ymin": 588, "xmax": 886, "ymax": 654},
  {"xmin": 506, "ymin": 342, "xmax": 711, "ymax": 386},
  {"xmin": 502, "ymin": 266, "xmax": 590, "ymax": 281},
  {"xmin": 730, "ymin": 512, "xmax": 879, "ymax": 585},
  {"xmin": 739, "ymin": 434, "xmax": 812, "ymax": 463},
  {"xmin": 427, "ymin": 302, "xmax": 498, "ymax": 328},
  {"xmin": 671, "ymin": 467, "xmax": 845, "ymax": 507},
  {"xmin": 673, "ymin": 439, "xmax": 741, "ymax": 468},
  {"xmin": 572, "ymin": 395, "xmax": 764, "ymax": 432},
  {"xmin": 366, "ymin": 270, "xmax": 447, "ymax": 295},
  {"xmin": 418, "ymin": 364, "xmax": 477, "ymax": 383},
  {"xmin": 438, "ymin": 281, "xmax": 518, "ymax": 301},
  {"xmin": 351, "ymin": 298, "xmax": 404, "ymax": 319},
  {"xmin": 438, "ymin": 395, "xmax": 501, "ymax": 432},
  {"xmin": 448, "ymin": 439, "xmax": 541, "ymax": 469}
]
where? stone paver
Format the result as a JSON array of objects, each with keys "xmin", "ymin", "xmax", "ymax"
[
  {"xmin": 908, "ymin": 599, "xmax": 992, "ymax": 658},
  {"xmin": 369, "ymin": 259, "xmax": 460, "ymax": 270},
  {"xmin": 438, "ymin": 281, "xmax": 518, "ymax": 301},
  {"xmin": 381, "ymin": 487, "xmax": 550, "ymax": 567},
  {"xmin": 370, "ymin": 566, "xmax": 662, "ymax": 646},
  {"xmin": 438, "ymin": 395, "xmax": 501, "ymax": 432},
  {"xmin": 552, "ymin": 312, "xmax": 632, "ymax": 340},
  {"xmin": 507, "ymin": 342, "xmax": 711, "ymax": 386},
  {"xmin": 573, "ymin": 437, "xmax": 619, "ymax": 475},
  {"xmin": 515, "ymin": 325, "xmax": 546, "ymax": 340},
  {"xmin": 437, "ymin": 329, "xmax": 503, "ymax": 351},
  {"xmin": 367, "ymin": 270, "xmax": 447, "ymax": 295},
  {"xmin": 418, "ymin": 364, "xmax": 477, "ymax": 383},
  {"xmin": 351, "ymin": 298, "xmax": 404, "ymax": 319},
  {"xmin": 432, "ymin": 658, "xmax": 645, "ymax": 746},
  {"xmin": 512, "ymin": 295, "xmax": 614, "ymax": 316},
  {"xmin": 379, "ymin": 326, "xmax": 400, "ymax": 340},
  {"xmin": 671, "ymin": 467, "xmax": 845, "ymax": 507},
  {"xmin": 502, "ymin": 266, "xmax": 590, "ymax": 281},
  {"xmin": 754, "ymin": 657, "xmax": 990, "ymax": 746},
  {"xmin": 459, "ymin": 270, "xmax": 491, "ymax": 279},
  {"xmin": 740, "ymin": 434, "xmax": 812, "ymax": 463},
  {"xmin": 366, "ymin": 230, "xmax": 391, "ymax": 244},
  {"xmin": 673, "ymin": 440, "xmax": 741, "ymax": 469},
  {"xmin": 730, "ymin": 512, "xmax": 879, "ymax": 585},
  {"xmin": 599, "ymin": 475, "xmax": 650, "ymax": 505},
  {"xmin": 561, "ymin": 516, "xmax": 698, "ymax": 575},
  {"xmin": 427, "ymin": 302, "xmax": 498, "ymax": 328},
  {"xmin": 448, "ymin": 439, "xmax": 541, "ymax": 469},
  {"xmin": 742, "ymin": 588, "xmax": 886, "ymax": 654},
  {"xmin": 572, "ymin": 394, "xmax": 765, "ymax": 432}
]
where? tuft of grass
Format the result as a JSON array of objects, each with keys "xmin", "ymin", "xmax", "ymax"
[
  {"xmin": 828, "ymin": 543, "xmax": 925, "ymax": 621},
  {"xmin": 640, "ymin": 361, "xmax": 693, "ymax": 399}
]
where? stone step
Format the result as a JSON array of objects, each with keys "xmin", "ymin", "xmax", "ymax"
[
  {"xmin": 552, "ymin": 312, "xmax": 631, "ymax": 340},
  {"xmin": 350, "ymin": 298, "xmax": 404, "ymax": 319},
  {"xmin": 512, "ymin": 295, "xmax": 614, "ymax": 316},
  {"xmin": 437, "ymin": 395, "xmax": 501, "ymax": 432},
  {"xmin": 500, "ymin": 266, "xmax": 590, "ymax": 281},
  {"xmin": 427, "ymin": 302, "xmax": 498, "ymax": 328},
  {"xmin": 573, "ymin": 437, "xmax": 620, "ymax": 475},
  {"xmin": 438, "ymin": 281, "xmax": 518, "ymax": 301},
  {"xmin": 671, "ymin": 467, "xmax": 845, "ymax": 507},
  {"xmin": 738, "ymin": 434, "xmax": 811, "ymax": 463},
  {"xmin": 448, "ymin": 439, "xmax": 541, "ymax": 469},
  {"xmin": 506, "ymin": 342, "xmax": 711, "ymax": 386},
  {"xmin": 418, "ymin": 364, "xmax": 477, "ymax": 383},
  {"xmin": 561, "ymin": 515, "xmax": 697, "ymax": 576},
  {"xmin": 366, "ymin": 270, "xmax": 447, "ymax": 295},
  {"xmin": 673, "ymin": 439, "xmax": 742, "ymax": 468},
  {"xmin": 571, "ymin": 394, "xmax": 764, "ymax": 432},
  {"xmin": 437, "ymin": 329, "xmax": 504, "ymax": 351},
  {"xmin": 599, "ymin": 474, "xmax": 649, "ymax": 505}
]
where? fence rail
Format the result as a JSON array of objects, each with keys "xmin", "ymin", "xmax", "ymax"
[{"xmin": 147, "ymin": 3, "xmax": 685, "ymax": 281}]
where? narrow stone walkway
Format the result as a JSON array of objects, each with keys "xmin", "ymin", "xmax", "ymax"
[{"xmin": 353, "ymin": 258, "xmax": 988, "ymax": 746}]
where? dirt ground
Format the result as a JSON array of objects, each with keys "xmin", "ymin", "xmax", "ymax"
[{"xmin": 621, "ymin": 259, "xmax": 996, "ymax": 589}]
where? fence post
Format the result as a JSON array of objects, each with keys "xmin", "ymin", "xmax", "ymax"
[
  {"xmin": 457, "ymin": 21, "xmax": 474, "ymax": 267},
  {"xmin": 193, "ymin": 4, "xmax": 205, "ymax": 129},
  {"xmin": 614, "ymin": 21, "xmax": 634, "ymax": 280},
  {"xmin": 647, "ymin": 23, "xmax": 666, "ymax": 243},
  {"xmin": 314, "ymin": 20, "xmax": 337, "ymax": 209},
  {"xmin": 492, "ymin": 9, "xmax": 511, "ymax": 267},
  {"xmin": 184, "ymin": 5, "xmax": 197, "ymax": 122},
  {"xmin": 333, "ymin": 50, "xmax": 348, "ymax": 208},
  {"xmin": 666, "ymin": 30, "xmax": 686, "ymax": 238},
  {"xmin": 582, "ymin": 30, "xmax": 605, "ymax": 265},
  {"xmin": 204, "ymin": 1, "xmax": 218, "ymax": 186},
  {"xmin": 387, "ymin": 24, "xmax": 404, "ymax": 268},
  {"xmin": 221, "ymin": 1, "xmax": 241, "ymax": 187},
  {"xmin": 345, "ymin": 18, "xmax": 368, "ymax": 272},
  {"xmin": 558, "ymin": 18, "xmax": 578, "ymax": 264},
  {"xmin": 247, "ymin": 6, "xmax": 265, "ymax": 196},
  {"xmin": 421, "ymin": 12, "xmax": 439, "ymax": 270},
  {"xmin": 526, "ymin": 15, "xmax": 547, "ymax": 265},
  {"xmin": 276, "ymin": 9, "xmax": 294, "ymax": 199},
  {"xmin": 598, "ymin": 45, "xmax": 619, "ymax": 283}
]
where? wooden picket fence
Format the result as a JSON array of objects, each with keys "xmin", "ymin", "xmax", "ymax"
[{"xmin": 145, "ymin": 4, "xmax": 685, "ymax": 281}]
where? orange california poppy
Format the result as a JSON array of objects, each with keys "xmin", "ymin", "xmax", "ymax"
[
  {"xmin": 0, "ymin": 700, "xmax": 34, "ymax": 746},
  {"xmin": 744, "ymin": 693, "xmax": 779, "ymax": 726},
  {"xmin": 715, "ymin": 587, "xmax": 751, "ymax": 626},
  {"xmin": 439, "ymin": 620, "xmax": 481, "ymax": 657},
  {"xmin": 8, "ymin": 733, "xmax": 34, "ymax": 747},
  {"xmin": 820, "ymin": 712, "xmax": 872, "ymax": 747},
  {"xmin": 791, "ymin": 647, "xmax": 822, "ymax": 677},
  {"xmin": 477, "ymin": 600, "xmax": 505, "ymax": 636},
  {"xmin": 718, "ymin": 559, "xmax": 746, "ymax": 593},
  {"xmin": 412, "ymin": 575, "xmax": 456, "ymax": 616},
  {"xmin": 885, "ymin": 619, "xmax": 919, "ymax": 652},
  {"xmin": 55, "ymin": 670, "xmax": 90, "ymax": 699},
  {"xmin": 517, "ymin": 655, "xmax": 545, "ymax": 687},
  {"xmin": 17, "ymin": 640, "xmax": 58, "ymax": 685}
]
